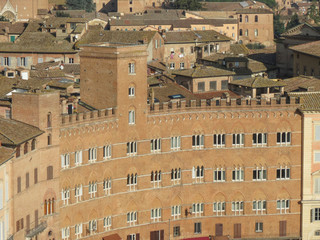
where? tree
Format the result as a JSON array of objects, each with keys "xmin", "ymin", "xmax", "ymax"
[
  {"xmin": 286, "ymin": 13, "xmax": 300, "ymax": 30},
  {"xmin": 274, "ymin": 14, "xmax": 285, "ymax": 36},
  {"xmin": 66, "ymin": 0, "xmax": 96, "ymax": 12},
  {"xmin": 307, "ymin": 1, "xmax": 320, "ymax": 23},
  {"xmin": 56, "ymin": 11, "xmax": 71, "ymax": 17},
  {"xmin": 173, "ymin": 0, "xmax": 202, "ymax": 10}
]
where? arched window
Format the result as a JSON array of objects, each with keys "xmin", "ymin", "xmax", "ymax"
[
  {"xmin": 24, "ymin": 142, "xmax": 29, "ymax": 154},
  {"xmin": 239, "ymin": 14, "xmax": 242, "ymax": 22},
  {"xmin": 239, "ymin": 29, "xmax": 243, "ymax": 36},
  {"xmin": 16, "ymin": 145, "xmax": 20, "ymax": 158},
  {"xmin": 44, "ymin": 200, "xmax": 47, "ymax": 215},
  {"xmin": 245, "ymin": 15, "xmax": 248, "ymax": 22},
  {"xmin": 255, "ymin": 15, "xmax": 258, "ymax": 22},
  {"xmin": 31, "ymin": 139, "xmax": 36, "ymax": 151},
  {"xmin": 51, "ymin": 198, "xmax": 54, "ymax": 213}
]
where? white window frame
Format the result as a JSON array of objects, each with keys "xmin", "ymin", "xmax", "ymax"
[
  {"xmin": 127, "ymin": 142, "xmax": 137, "ymax": 156},
  {"xmin": 192, "ymin": 166, "xmax": 204, "ymax": 183},
  {"xmin": 62, "ymin": 227, "xmax": 70, "ymax": 240},
  {"xmin": 232, "ymin": 167, "xmax": 244, "ymax": 181},
  {"xmin": 311, "ymin": 208, "xmax": 320, "ymax": 222},
  {"xmin": 253, "ymin": 167, "xmax": 267, "ymax": 181},
  {"xmin": 75, "ymin": 151, "xmax": 82, "ymax": 166},
  {"xmin": 276, "ymin": 166, "xmax": 290, "ymax": 180},
  {"xmin": 75, "ymin": 184, "xmax": 83, "ymax": 202},
  {"xmin": 61, "ymin": 188, "xmax": 70, "ymax": 205},
  {"xmin": 88, "ymin": 148, "xmax": 97, "ymax": 163},
  {"xmin": 180, "ymin": 62, "xmax": 185, "ymax": 69},
  {"xmin": 315, "ymin": 177, "xmax": 320, "ymax": 194},
  {"xmin": 192, "ymin": 203, "xmax": 204, "ymax": 217},
  {"xmin": 315, "ymin": 151, "xmax": 320, "ymax": 163},
  {"xmin": 213, "ymin": 134, "xmax": 225, "ymax": 148},
  {"xmin": 129, "ymin": 63, "xmax": 135, "ymax": 74},
  {"xmin": 277, "ymin": 132, "xmax": 291, "ymax": 146},
  {"xmin": 129, "ymin": 110, "xmax": 135, "ymax": 125},
  {"xmin": 103, "ymin": 216, "xmax": 112, "ymax": 231},
  {"xmin": 129, "ymin": 87, "xmax": 135, "ymax": 97},
  {"xmin": 61, "ymin": 154, "xmax": 70, "ymax": 169},
  {"xmin": 169, "ymin": 63, "xmax": 175, "ymax": 69},
  {"xmin": 277, "ymin": 199, "xmax": 289, "ymax": 213},
  {"xmin": 214, "ymin": 168, "xmax": 226, "ymax": 182},
  {"xmin": 75, "ymin": 223, "xmax": 82, "ymax": 239},
  {"xmin": 315, "ymin": 125, "xmax": 320, "ymax": 141},
  {"xmin": 151, "ymin": 138, "xmax": 161, "ymax": 153},
  {"xmin": 151, "ymin": 208, "xmax": 162, "ymax": 222},
  {"xmin": 171, "ymin": 168, "xmax": 181, "ymax": 185},
  {"xmin": 151, "ymin": 170, "xmax": 161, "ymax": 188},
  {"xmin": 171, "ymin": 205, "xmax": 181, "ymax": 219},
  {"xmin": 213, "ymin": 202, "xmax": 225, "ymax": 216},
  {"xmin": 252, "ymin": 133, "xmax": 267, "ymax": 147},
  {"xmin": 88, "ymin": 181, "xmax": 97, "ymax": 198},
  {"xmin": 253, "ymin": 200, "xmax": 266, "ymax": 214},
  {"xmin": 127, "ymin": 211, "xmax": 137, "ymax": 226},
  {"xmin": 88, "ymin": 219, "xmax": 97, "ymax": 234},
  {"xmin": 103, "ymin": 178, "xmax": 111, "ymax": 195},
  {"xmin": 103, "ymin": 145, "xmax": 112, "ymax": 159},
  {"xmin": 232, "ymin": 133, "xmax": 244, "ymax": 147},
  {"xmin": 127, "ymin": 173, "xmax": 137, "ymax": 191},
  {"xmin": 232, "ymin": 201, "xmax": 244, "ymax": 215},
  {"xmin": 192, "ymin": 135, "xmax": 204, "ymax": 149},
  {"xmin": 255, "ymin": 222, "xmax": 263, "ymax": 232},
  {"xmin": 171, "ymin": 136, "xmax": 181, "ymax": 151},
  {"xmin": 194, "ymin": 222, "xmax": 202, "ymax": 234}
]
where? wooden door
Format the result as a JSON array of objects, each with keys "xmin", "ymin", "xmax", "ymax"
[
  {"xmin": 215, "ymin": 223, "xmax": 223, "ymax": 236},
  {"xmin": 279, "ymin": 221, "xmax": 287, "ymax": 236},
  {"xmin": 234, "ymin": 223, "xmax": 241, "ymax": 238}
]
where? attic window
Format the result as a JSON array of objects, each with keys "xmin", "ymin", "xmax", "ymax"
[
  {"xmin": 7, "ymin": 72, "xmax": 14, "ymax": 78},
  {"xmin": 169, "ymin": 94, "xmax": 185, "ymax": 99}
]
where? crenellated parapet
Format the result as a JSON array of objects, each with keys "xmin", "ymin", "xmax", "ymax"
[
  {"xmin": 61, "ymin": 107, "xmax": 117, "ymax": 126},
  {"xmin": 148, "ymin": 96, "xmax": 301, "ymax": 114}
]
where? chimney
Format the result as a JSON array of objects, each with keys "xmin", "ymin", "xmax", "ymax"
[{"xmin": 21, "ymin": 70, "xmax": 29, "ymax": 80}]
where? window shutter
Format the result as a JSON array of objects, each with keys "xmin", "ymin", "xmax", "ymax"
[
  {"xmin": 136, "ymin": 233, "xmax": 140, "ymax": 240},
  {"xmin": 7, "ymin": 57, "xmax": 10, "ymax": 66},
  {"xmin": 127, "ymin": 235, "xmax": 130, "ymax": 240},
  {"xmin": 34, "ymin": 168, "xmax": 38, "ymax": 184},
  {"xmin": 17, "ymin": 57, "xmax": 21, "ymax": 67},
  {"xmin": 0, "ymin": 57, "xmax": 3, "ymax": 66},
  {"xmin": 192, "ymin": 167, "xmax": 195, "ymax": 178},
  {"xmin": 160, "ymin": 230, "xmax": 164, "ymax": 240},
  {"xmin": 311, "ymin": 209, "xmax": 314, "ymax": 222},
  {"xmin": 61, "ymin": 155, "xmax": 64, "ymax": 168}
]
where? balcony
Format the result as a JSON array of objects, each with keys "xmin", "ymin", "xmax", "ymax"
[{"xmin": 25, "ymin": 221, "xmax": 47, "ymax": 238}]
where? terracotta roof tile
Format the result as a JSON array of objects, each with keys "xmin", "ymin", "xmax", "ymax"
[
  {"xmin": 0, "ymin": 118, "xmax": 43, "ymax": 146},
  {"xmin": 230, "ymin": 77, "xmax": 286, "ymax": 88},
  {"xmin": 290, "ymin": 40, "xmax": 320, "ymax": 58},
  {"xmin": 164, "ymin": 30, "xmax": 231, "ymax": 43},
  {"xmin": 0, "ymin": 146, "xmax": 14, "ymax": 165},
  {"xmin": 283, "ymin": 76, "xmax": 320, "ymax": 92},
  {"xmin": 288, "ymin": 92, "xmax": 320, "ymax": 111},
  {"xmin": 172, "ymin": 65, "xmax": 235, "ymax": 78}
]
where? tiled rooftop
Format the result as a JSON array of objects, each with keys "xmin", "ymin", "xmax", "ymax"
[
  {"xmin": 289, "ymin": 92, "xmax": 320, "ymax": 111},
  {"xmin": 290, "ymin": 40, "xmax": 320, "ymax": 58},
  {"xmin": 230, "ymin": 77, "xmax": 286, "ymax": 88},
  {"xmin": 172, "ymin": 65, "xmax": 235, "ymax": 78}
]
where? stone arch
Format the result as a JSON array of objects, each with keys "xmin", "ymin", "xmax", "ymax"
[
  {"xmin": 276, "ymin": 187, "xmax": 291, "ymax": 199},
  {"xmin": 250, "ymin": 189, "xmax": 267, "ymax": 200},
  {"xmin": 231, "ymin": 190, "xmax": 245, "ymax": 201},
  {"xmin": 213, "ymin": 192, "xmax": 227, "ymax": 202}
]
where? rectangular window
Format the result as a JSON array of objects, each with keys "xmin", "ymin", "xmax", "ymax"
[
  {"xmin": 151, "ymin": 208, "xmax": 162, "ymax": 222},
  {"xmin": 180, "ymin": 47, "xmax": 184, "ymax": 54},
  {"xmin": 69, "ymin": 58, "xmax": 74, "ymax": 63},
  {"xmin": 277, "ymin": 132, "xmax": 291, "ymax": 145},
  {"xmin": 277, "ymin": 199, "xmax": 289, "ymax": 213},
  {"xmin": 103, "ymin": 145, "xmax": 112, "ymax": 159},
  {"xmin": 127, "ymin": 211, "xmax": 137, "ymax": 225},
  {"xmin": 155, "ymin": 40, "xmax": 158, "ymax": 49},
  {"xmin": 75, "ymin": 223, "xmax": 83, "ymax": 239},
  {"xmin": 315, "ymin": 125, "xmax": 320, "ymax": 141},
  {"xmin": 192, "ymin": 166, "xmax": 204, "ymax": 183},
  {"xmin": 197, "ymin": 82, "xmax": 205, "ymax": 92},
  {"xmin": 61, "ymin": 154, "xmax": 70, "ymax": 169},
  {"xmin": 151, "ymin": 139, "xmax": 161, "ymax": 153},
  {"xmin": 61, "ymin": 189, "xmax": 70, "ymax": 205},
  {"xmin": 127, "ymin": 142, "xmax": 137, "ymax": 155},
  {"xmin": 311, "ymin": 208, "xmax": 320, "ymax": 222},
  {"xmin": 232, "ymin": 134, "xmax": 244, "ymax": 147},
  {"xmin": 253, "ymin": 200, "xmax": 266, "ymax": 214},
  {"xmin": 88, "ymin": 182, "xmax": 97, "ymax": 199},
  {"xmin": 127, "ymin": 173, "xmax": 137, "ymax": 191},
  {"xmin": 255, "ymin": 222, "xmax": 263, "ymax": 232},
  {"xmin": 173, "ymin": 226, "xmax": 180, "ymax": 236},
  {"xmin": 129, "ymin": 110, "xmax": 135, "ymax": 125},
  {"xmin": 276, "ymin": 167, "xmax": 290, "ymax": 180},
  {"xmin": 169, "ymin": 63, "xmax": 175, "ymax": 69},
  {"xmin": 192, "ymin": 203, "xmax": 204, "ymax": 216},
  {"xmin": 88, "ymin": 148, "xmax": 97, "ymax": 163},
  {"xmin": 17, "ymin": 177, "xmax": 21, "ymax": 193},
  {"xmin": 26, "ymin": 172, "xmax": 29, "ymax": 188},
  {"xmin": 232, "ymin": 201, "xmax": 244, "ymax": 215},
  {"xmin": 103, "ymin": 178, "xmax": 111, "ymax": 195},
  {"xmin": 192, "ymin": 135, "xmax": 204, "ymax": 149},
  {"xmin": 190, "ymin": 46, "xmax": 194, "ymax": 54},
  {"xmin": 315, "ymin": 152, "xmax": 320, "ymax": 162},
  {"xmin": 129, "ymin": 63, "xmax": 135, "ymax": 74},
  {"xmin": 210, "ymin": 81, "xmax": 217, "ymax": 90},
  {"xmin": 34, "ymin": 168, "xmax": 38, "ymax": 184},
  {"xmin": 254, "ymin": 29, "xmax": 258, "ymax": 37},
  {"xmin": 129, "ymin": 87, "xmax": 135, "ymax": 97},
  {"xmin": 214, "ymin": 168, "xmax": 226, "ymax": 182},
  {"xmin": 180, "ymin": 62, "xmax": 185, "ymax": 69},
  {"xmin": 213, "ymin": 202, "xmax": 225, "ymax": 216},
  {"xmin": 171, "ymin": 205, "xmax": 181, "ymax": 219},
  {"xmin": 221, "ymin": 80, "xmax": 228, "ymax": 90},
  {"xmin": 103, "ymin": 216, "xmax": 112, "ymax": 230},
  {"xmin": 253, "ymin": 168, "xmax": 267, "ymax": 181},
  {"xmin": 88, "ymin": 220, "xmax": 97, "ymax": 234},
  {"xmin": 194, "ymin": 222, "xmax": 202, "ymax": 234},
  {"xmin": 213, "ymin": 134, "xmax": 225, "ymax": 147},
  {"xmin": 315, "ymin": 178, "xmax": 320, "ymax": 194},
  {"xmin": 252, "ymin": 133, "xmax": 267, "ymax": 146},
  {"xmin": 232, "ymin": 168, "xmax": 244, "ymax": 181},
  {"xmin": 75, "ymin": 150, "xmax": 82, "ymax": 166},
  {"xmin": 151, "ymin": 170, "xmax": 161, "ymax": 188},
  {"xmin": 75, "ymin": 184, "xmax": 83, "ymax": 202},
  {"xmin": 171, "ymin": 168, "xmax": 181, "ymax": 185},
  {"xmin": 4, "ymin": 57, "xmax": 10, "ymax": 66},
  {"xmin": 171, "ymin": 136, "xmax": 181, "ymax": 150}
]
